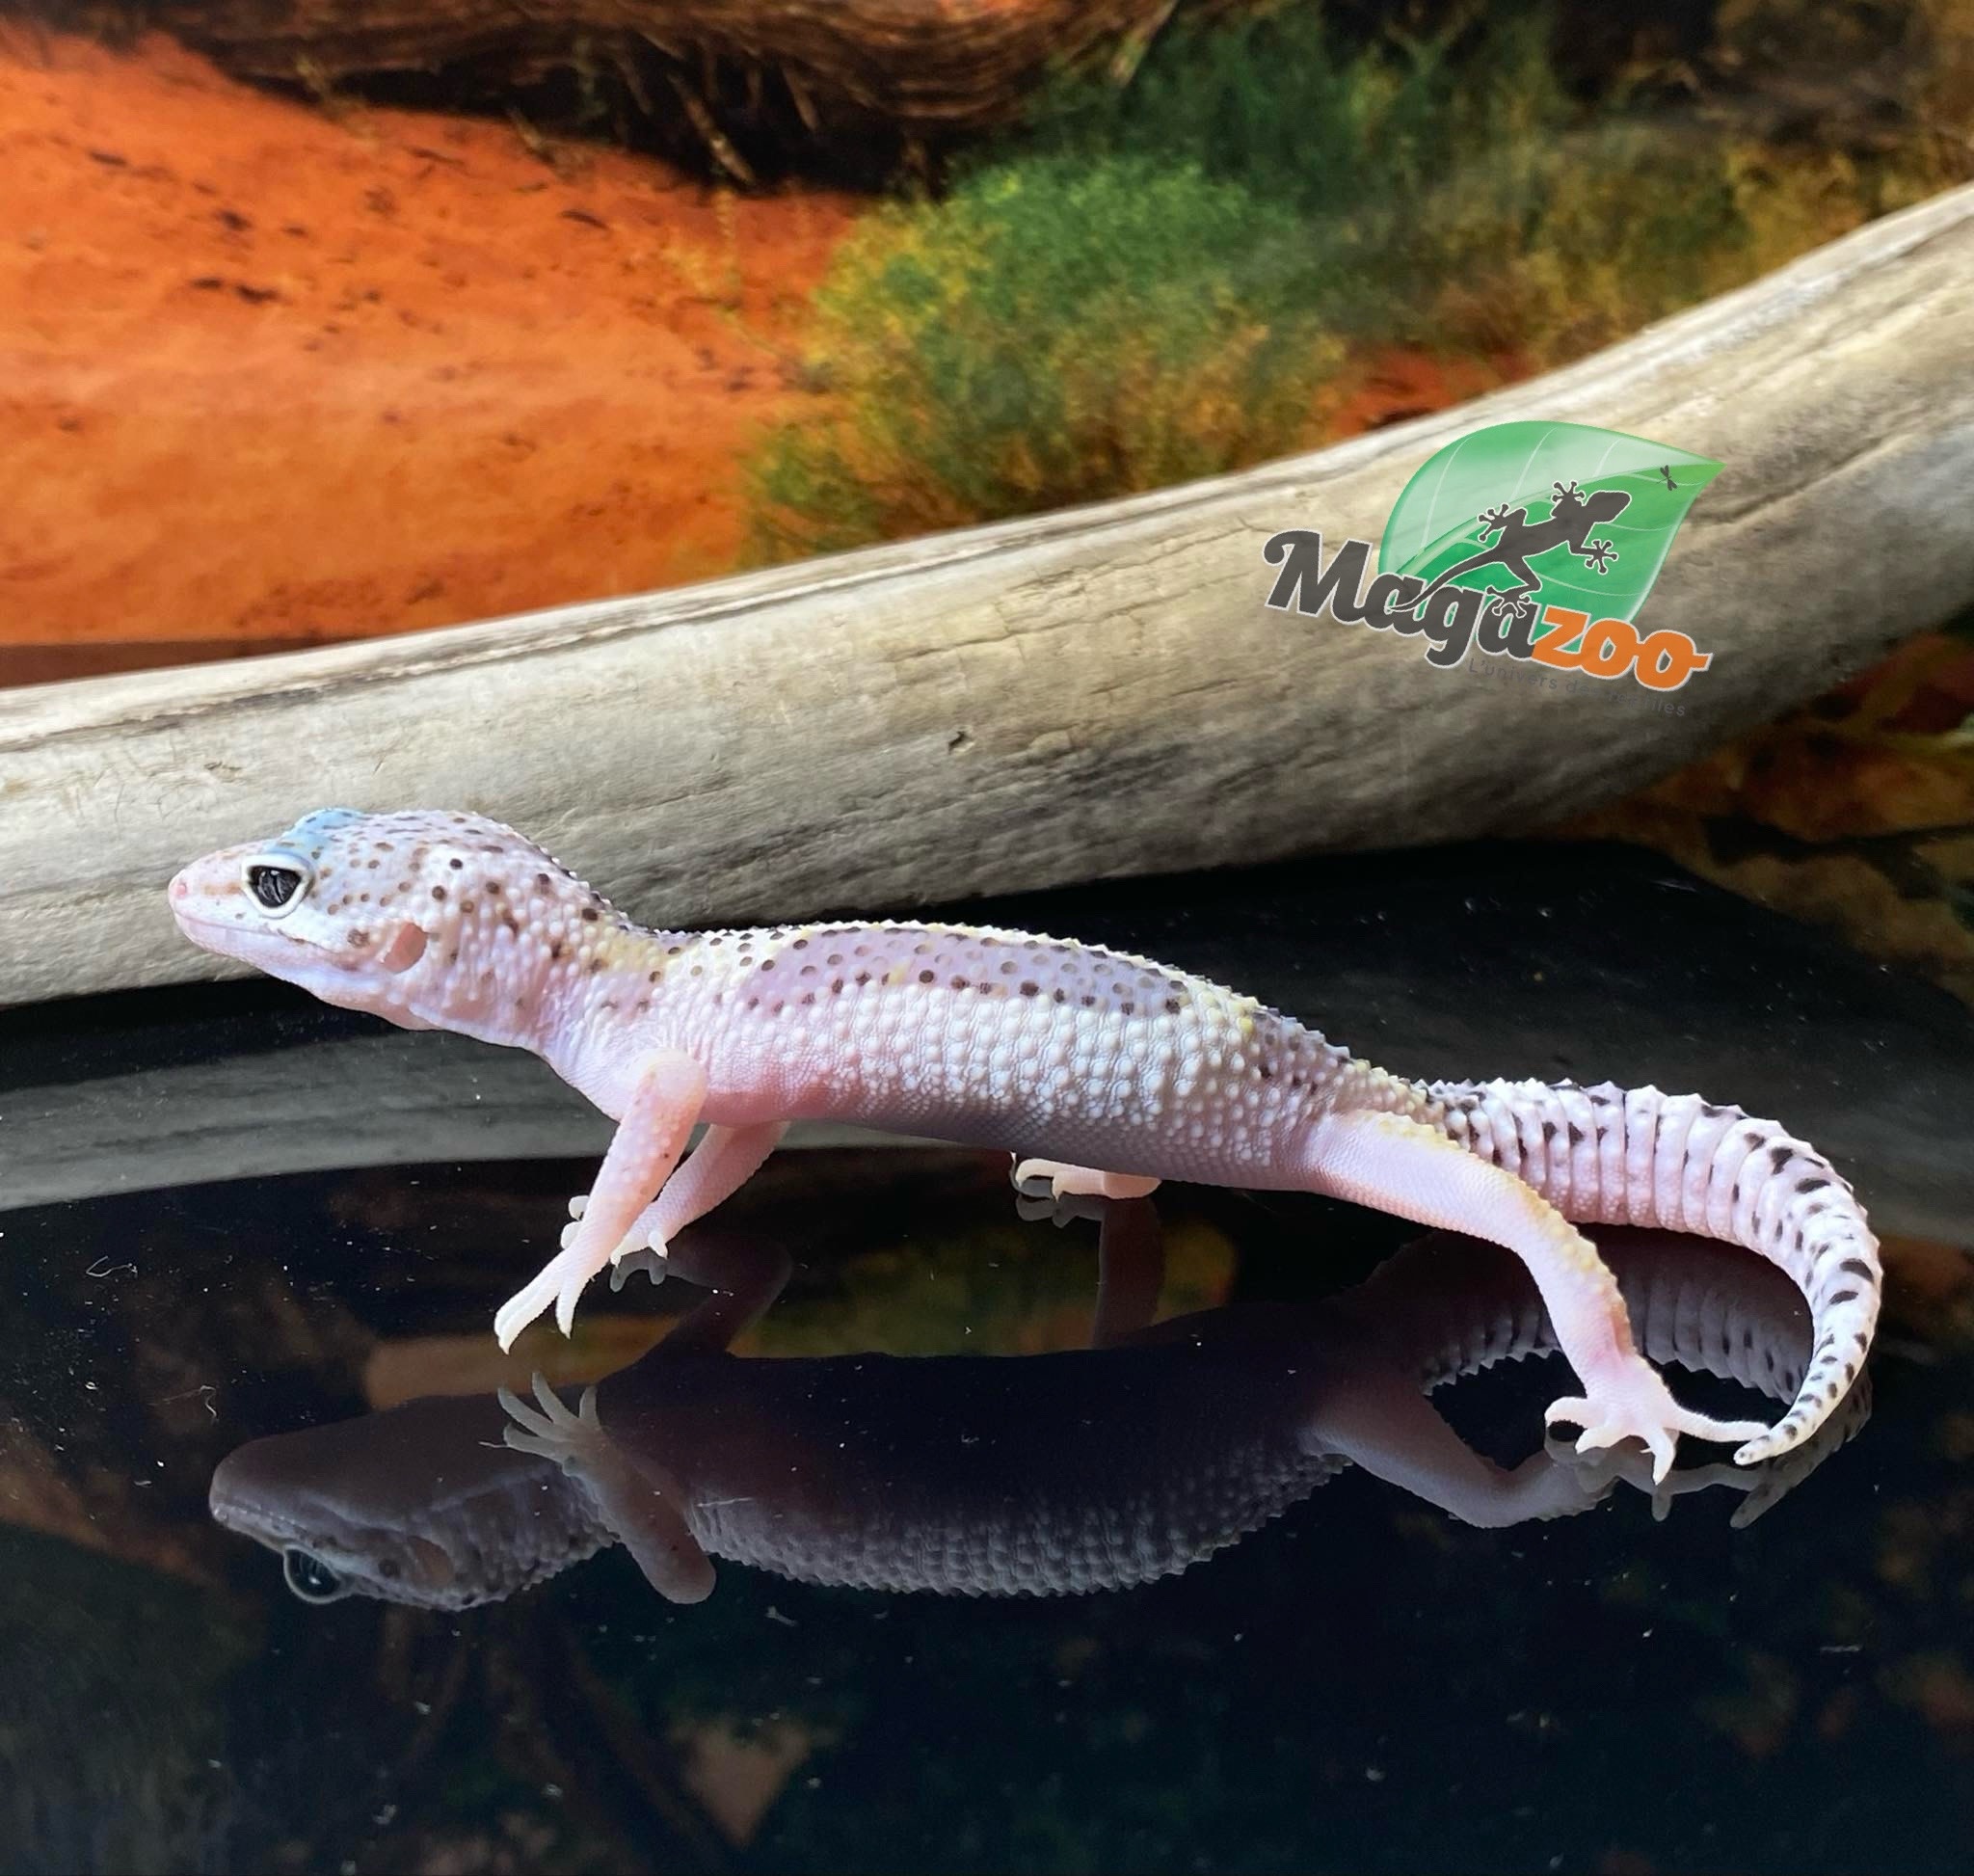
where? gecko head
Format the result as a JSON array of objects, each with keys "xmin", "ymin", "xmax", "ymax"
[
  {"xmin": 168, "ymin": 806, "xmax": 618, "ymax": 1029},
  {"xmin": 1582, "ymin": 490, "xmax": 1630, "ymax": 524},
  {"xmin": 210, "ymin": 1395, "xmax": 608, "ymax": 1611}
]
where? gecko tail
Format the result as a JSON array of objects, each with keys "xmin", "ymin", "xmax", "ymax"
[{"xmin": 1416, "ymin": 1077, "xmax": 1881, "ymax": 1467}]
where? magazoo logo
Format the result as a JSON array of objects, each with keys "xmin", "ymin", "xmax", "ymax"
[{"xmin": 1264, "ymin": 421, "xmax": 1722, "ymax": 691}]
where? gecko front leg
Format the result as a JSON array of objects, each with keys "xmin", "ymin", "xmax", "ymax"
[
  {"xmin": 494, "ymin": 1052, "xmax": 707, "ymax": 1350},
  {"xmin": 1301, "ymin": 1111, "xmax": 1768, "ymax": 1482},
  {"xmin": 500, "ymin": 1377, "xmax": 714, "ymax": 1602},
  {"xmin": 585, "ymin": 1120, "xmax": 787, "ymax": 1289}
]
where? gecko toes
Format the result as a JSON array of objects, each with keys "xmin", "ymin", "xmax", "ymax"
[
  {"xmin": 499, "ymin": 1379, "xmax": 600, "ymax": 1466},
  {"xmin": 609, "ymin": 1246, "xmax": 670, "ymax": 1291},
  {"xmin": 497, "ymin": 1244, "xmax": 605, "ymax": 1350},
  {"xmin": 609, "ymin": 1225, "xmax": 667, "ymax": 1267},
  {"xmin": 493, "ymin": 1276, "xmax": 555, "ymax": 1352},
  {"xmin": 496, "ymin": 1383, "xmax": 555, "ymax": 1441},
  {"xmin": 1674, "ymin": 1408, "xmax": 1772, "ymax": 1447},
  {"xmin": 532, "ymin": 1373, "xmax": 580, "ymax": 1426},
  {"xmin": 1548, "ymin": 1369, "xmax": 1770, "ymax": 1487},
  {"xmin": 1011, "ymin": 1157, "xmax": 1160, "ymax": 1203}
]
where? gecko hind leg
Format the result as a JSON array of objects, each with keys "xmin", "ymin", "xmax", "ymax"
[
  {"xmin": 1011, "ymin": 1157, "xmax": 1161, "ymax": 1203},
  {"xmin": 1303, "ymin": 1110, "xmax": 1766, "ymax": 1483}
]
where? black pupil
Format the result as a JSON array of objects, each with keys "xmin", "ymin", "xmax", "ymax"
[
  {"xmin": 249, "ymin": 866, "xmax": 303, "ymax": 910},
  {"xmin": 282, "ymin": 1548, "xmax": 342, "ymax": 1599}
]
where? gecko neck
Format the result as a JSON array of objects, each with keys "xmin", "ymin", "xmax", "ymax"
[
  {"xmin": 378, "ymin": 885, "xmax": 693, "ymax": 1090},
  {"xmin": 526, "ymin": 916, "xmax": 695, "ymax": 1102}
]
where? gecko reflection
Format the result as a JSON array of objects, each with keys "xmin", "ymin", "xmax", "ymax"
[{"xmin": 210, "ymin": 1204, "xmax": 1868, "ymax": 1611}]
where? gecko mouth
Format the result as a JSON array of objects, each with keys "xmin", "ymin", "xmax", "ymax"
[{"xmin": 171, "ymin": 906, "xmax": 306, "ymax": 958}]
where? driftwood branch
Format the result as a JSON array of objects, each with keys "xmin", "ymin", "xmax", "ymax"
[{"xmin": 3, "ymin": 184, "xmax": 1973, "ymax": 1009}]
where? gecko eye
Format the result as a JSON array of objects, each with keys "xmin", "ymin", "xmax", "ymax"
[
  {"xmin": 242, "ymin": 855, "xmax": 311, "ymax": 917},
  {"xmin": 281, "ymin": 1547, "xmax": 352, "ymax": 1603}
]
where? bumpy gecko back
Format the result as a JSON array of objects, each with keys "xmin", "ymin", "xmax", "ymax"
[{"xmin": 613, "ymin": 1343, "xmax": 1337, "ymax": 1597}]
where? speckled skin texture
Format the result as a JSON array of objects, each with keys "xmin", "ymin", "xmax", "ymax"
[
  {"xmin": 169, "ymin": 808, "xmax": 1351, "ymax": 1166},
  {"xmin": 171, "ymin": 808, "xmax": 1883, "ymax": 1477}
]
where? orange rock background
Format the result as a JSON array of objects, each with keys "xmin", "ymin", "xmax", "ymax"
[
  {"xmin": 0, "ymin": 27, "xmax": 1528, "ymax": 685},
  {"xmin": 0, "ymin": 27, "xmax": 852, "ymax": 683}
]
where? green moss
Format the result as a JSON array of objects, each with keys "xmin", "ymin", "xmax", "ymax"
[{"xmin": 747, "ymin": 156, "xmax": 1340, "ymax": 560}]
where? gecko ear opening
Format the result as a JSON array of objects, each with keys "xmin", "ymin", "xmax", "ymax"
[
  {"xmin": 376, "ymin": 923, "xmax": 429, "ymax": 975},
  {"xmin": 402, "ymin": 1533, "xmax": 458, "ymax": 1591}
]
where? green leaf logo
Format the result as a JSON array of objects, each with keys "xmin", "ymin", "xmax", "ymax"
[{"xmin": 1379, "ymin": 420, "xmax": 1722, "ymax": 630}]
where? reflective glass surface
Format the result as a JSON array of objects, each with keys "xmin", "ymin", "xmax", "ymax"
[{"xmin": 4, "ymin": 844, "xmax": 1970, "ymax": 1873}]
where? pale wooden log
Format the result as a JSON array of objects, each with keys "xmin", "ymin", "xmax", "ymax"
[{"xmin": 3, "ymin": 184, "xmax": 1973, "ymax": 1009}]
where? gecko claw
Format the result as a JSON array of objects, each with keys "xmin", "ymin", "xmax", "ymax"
[
  {"xmin": 494, "ymin": 1263, "xmax": 562, "ymax": 1353},
  {"xmin": 1539, "ymin": 1432, "xmax": 1798, "ymax": 1524},
  {"xmin": 496, "ymin": 1376, "xmax": 566, "ymax": 1442},
  {"xmin": 496, "ymin": 1240, "xmax": 611, "ymax": 1351},
  {"xmin": 554, "ymin": 1261, "xmax": 593, "ymax": 1337}
]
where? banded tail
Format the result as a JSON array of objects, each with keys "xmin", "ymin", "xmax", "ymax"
[{"xmin": 1417, "ymin": 1077, "xmax": 1881, "ymax": 1466}]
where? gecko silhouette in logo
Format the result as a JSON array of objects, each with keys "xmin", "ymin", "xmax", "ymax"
[
  {"xmin": 1409, "ymin": 479, "xmax": 1631, "ymax": 625},
  {"xmin": 1265, "ymin": 420, "xmax": 1721, "ymax": 686}
]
